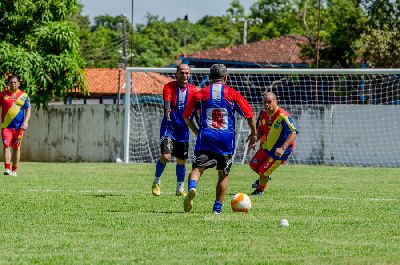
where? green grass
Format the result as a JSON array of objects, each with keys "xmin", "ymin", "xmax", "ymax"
[{"xmin": 0, "ymin": 163, "xmax": 399, "ymax": 264}]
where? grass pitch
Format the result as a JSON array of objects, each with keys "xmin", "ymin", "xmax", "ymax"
[{"xmin": 0, "ymin": 162, "xmax": 399, "ymax": 264}]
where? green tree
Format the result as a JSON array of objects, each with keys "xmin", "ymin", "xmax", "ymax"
[
  {"xmin": 357, "ymin": 0, "xmax": 400, "ymax": 67},
  {"xmin": 0, "ymin": 0, "xmax": 86, "ymax": 107}
]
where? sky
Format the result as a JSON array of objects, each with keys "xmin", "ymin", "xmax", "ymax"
[{"xmin": 79, "ymin": 0, "xmax": 258, "ymax": 25}]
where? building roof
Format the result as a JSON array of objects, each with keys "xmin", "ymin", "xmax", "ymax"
[
  {"xmin": 182, "ymin": 34, "xmax": 310, "ymax": 67},
  {"xmin": 84, "ymin": 68, "xmax": 173, "ymax": 96}
]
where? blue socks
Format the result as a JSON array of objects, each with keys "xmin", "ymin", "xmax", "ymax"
[
  {"xmin": 213, "ymin": 200, "xmax": 223, "ymax": 213},
  {"xmin": 176, "ymin": 164, "xmax": 186, "ymax": 182},
  {"xmin": 155, "ymin": 160, "xmax": 166, "ymax": 178},
  {"xmin": 188, "ymin": 179, "xmax": 197, "ymax": 191}
]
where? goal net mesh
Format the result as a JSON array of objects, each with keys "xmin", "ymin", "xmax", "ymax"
[{"xmin": 126, "ymin": 68, "xmax": 400, "ymax": 167}]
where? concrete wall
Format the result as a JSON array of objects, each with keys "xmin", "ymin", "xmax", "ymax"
[
  {"xmin": 17, "ymin": 105, "xmax": 125, "ymax": 162},
  {"xmin": 6, "ymin": 104, "xmax": 400, "ymax": 166}
]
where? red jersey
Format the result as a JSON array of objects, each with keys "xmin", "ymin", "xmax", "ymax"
[
  {"xmin": 0, "ymin": 89, "xmax": 31, "ymax": 129},
  {"xmin": 160, "ymin": 81, "xmax": 199, "ymax": 142},
  {"xmin": 183, "ymin": 83, "xmax": 254, "ymax": 154}
]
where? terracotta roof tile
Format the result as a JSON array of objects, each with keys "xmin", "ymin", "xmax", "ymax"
[
  {"xmin": 84, "ymin": 68, "xmax": 173, "ymax": 95},
  {"xmin": 183, "ymin": 34, "xmax": 310, "ymax": 66}
]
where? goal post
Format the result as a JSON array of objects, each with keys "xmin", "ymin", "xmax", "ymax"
[{"xmin": 124, "ymin": 67, "xmax": 400, "ymax": 167}]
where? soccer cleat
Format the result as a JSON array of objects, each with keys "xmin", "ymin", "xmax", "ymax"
[
  {"xmin": 183, "ymin": 188, "xmax": 196, "ymax": 212},
  {"xmin": 212, "ymin": 210, "xmax": 221, "ymax": 215},
  {"xmin": 152, "ymin": 183, "xmax": 161, "ymax": 196},
  {"xmin": 251, "ymin": 179, "xmax": 259, "ymax": 189},
  {"xmin": 10, "ymin": 171, "xmax": 17, "ymax": 177},
  {"xmin": 251, "ymin": 176, "xmax": 272, "ymax": 188},
  {"xmin": 175, "ymin": 190, "xmax": 186, "ymax": 196},
  {"xmin": 3, "ymin": 169, "xmax": 11, "ymax": 175},
  {"xmin": 251, "ymin": 188, "xmax": 264, "ymax": 196}
]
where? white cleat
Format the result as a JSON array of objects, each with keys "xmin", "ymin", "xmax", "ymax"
[{"xmin": 3, "ymin": 169, "xmax": 11, "ymax": 175}]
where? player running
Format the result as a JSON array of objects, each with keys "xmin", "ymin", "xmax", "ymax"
[
  {"xmin": 183, "ymin": 64, "xmax": 257, "ymax": 214},
  {"xmin": 249, "ymin": 92, "xmax": 298, "ymax": 195},
  {"xmin": 151, "ymin": 64, "xmax": 199, "ymax": 196}
]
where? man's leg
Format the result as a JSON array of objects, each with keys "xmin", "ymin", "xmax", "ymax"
[
  {"xmin": 213, "ymin": 171, "xmax": 228, "ymax": 214},
  {"xmin": 11, "ymin": 149, "xmax": 20, "ymax": 176},
  {"xmin": 174, "ymin": 141, "xmax": 188, "ymax": 196},
  {"xmin": 152, "ymin": 137, "xmax": 173, "ymax": 196},
  {"xmin": 252, "ymin": 158, "xmax": 282, "ymax": 195},
  {"xmin": 3, "ymin": 146, "xmax": 12, "ymax": 175},
  {"xmin": 184, "ymin": 167, "xmax": 203, "ymax": 212},
  {"xmin": 175, "ymin": 158, "xmax": 186, "ymax": 196},
  {"xmin": 2, "ymin": 129, "xmax": 12, "ymax": 175},
  {"xmin": 249, "ymin": 148, "xmax": 268, "ymax": 189}
]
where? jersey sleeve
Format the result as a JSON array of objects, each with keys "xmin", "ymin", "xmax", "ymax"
[
  {"xmin": 232, "ymin": 89, "xmax": 253, "ymax": 119},
  {"xmin": 163, "ymin": 82, "xmax": 173, "ymax": 102},
  {"xmin": 23, "ymin": 95, "xmax": 31, "ymax": 109},
  {"xmin": 281, "ymin": 115, "xmax": 298, "ymax": 135},
  {"xmin": 183, "ymin": 89, "xmax": 199, "ymax": 119}
]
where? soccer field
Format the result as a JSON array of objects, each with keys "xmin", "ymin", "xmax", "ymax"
[{"xmin": 0, "ymin": 163, "xmax": 399, "ymax": 264}]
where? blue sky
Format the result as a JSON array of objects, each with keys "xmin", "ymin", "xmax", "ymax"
[{"xmin": 79, "ymin": 0, "xmax": 258, "ymax": 24}]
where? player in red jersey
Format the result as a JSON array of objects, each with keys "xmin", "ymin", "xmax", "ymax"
[
  {"xmin": 151, "ymin": 64, "xmax": 199, "ymax": 196},
  {"xmin": 249, "ymin": 92, "xmax": 298, "ymax": 195},
  {"xmin": 0, "ymin": 76, "xmax": 31, "ymax": 176},
  {"xmin": 183, "ymin": 64, "xmax": 257, "ymax": 214}
]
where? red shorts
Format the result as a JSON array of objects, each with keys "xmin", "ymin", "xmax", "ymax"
[
  {"xmin": 2, "ymin": 128, "xmax": 24, "ymax": 150},
  {"xmin": 249, "ymin": 148, "xmax": 285, "ymax": 177}
]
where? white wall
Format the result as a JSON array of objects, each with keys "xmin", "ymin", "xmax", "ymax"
[
  {"xmin": 16, "ymin": 105, "xmax": 124, "ymax": 162},
  {"xmin": 5, "ymin": 104, "xmax": 399, "ymax": 166}
]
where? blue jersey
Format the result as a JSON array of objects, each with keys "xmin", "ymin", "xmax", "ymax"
[
  {"xmin": 160, "ymin": 82, "xmax": 198, "ymax": 142},
  {"xmin": 184, "ymin": 83, "xmax": 254, "ymax": 154}
]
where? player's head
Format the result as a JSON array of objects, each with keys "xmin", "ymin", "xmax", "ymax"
[
  {"xmin": 8, "ymin": 75, "xmax": 20, "ymax": 92},
  {"xmin": 176, "ymin": 64, "xmax": 191, "ymax": 87},
  {"xmin": 263, "ymin": 91, "xmax": 278, "ymax": 114},
  {"xmin": 209, "ymin": 64, "xmax": 227, "ymax": 83}
]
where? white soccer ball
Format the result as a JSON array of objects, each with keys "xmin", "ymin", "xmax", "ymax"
[{"xmin": 231, "ymin": 193, "xmax": 252, "ymax": 212}]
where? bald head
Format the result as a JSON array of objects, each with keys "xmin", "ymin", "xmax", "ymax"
[
  {"xmin": 176, "ymin": 64, "xmax": 191, "ymax": 87},
  {"xmin": 263, "ymin": 92, "xmax": 278, "ymax": 115}
]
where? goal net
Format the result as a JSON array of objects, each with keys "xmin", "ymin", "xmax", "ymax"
[{"xmin": 124, "ymin": 67, "xmax": 400, "ymax": 167}]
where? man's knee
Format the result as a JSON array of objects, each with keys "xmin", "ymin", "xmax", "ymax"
[{"xmin": 160, "ymin": 153, "xmax": 171, "ymax": 163}]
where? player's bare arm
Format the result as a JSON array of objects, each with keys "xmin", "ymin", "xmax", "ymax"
[
  {"xmin": 275, "ymin": 132, "xmax": 296, "ymax": 157},
  {"xmin": 184, "ymin": 117, "xmax": 199, "ymax": 136},
  {"xmin": 21, "ymin": 107, "xmax": 31, "ymax": 130},
  {"xmin": 246, "ymin": 116, "xmax": 257, "ymax": 149}
]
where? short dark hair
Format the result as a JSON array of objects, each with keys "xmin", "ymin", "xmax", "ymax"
[
  {"xmin": 209, "ymin": 64, "xmax": 227, "ymax": 81},
  {"xmin": 8, "ymin": 75, "xmax": 19, "ymax": 83}
]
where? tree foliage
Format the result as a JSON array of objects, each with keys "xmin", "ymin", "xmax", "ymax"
[
  {"xmin": 0, "ymin": 0, "xmax": 86, "ymax": 107},
  {"xmin": 77, "ymin": 0, "xmax": 400, "ymax": 68}
]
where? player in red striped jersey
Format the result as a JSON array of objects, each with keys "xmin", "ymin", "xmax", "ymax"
[
  {"xmin": 183, "ymin": 64, "xmax": 257, "ymax": 214},
  {"xmin": 151, "ymin": 64, "xmax": 199, "ymax": 196}
]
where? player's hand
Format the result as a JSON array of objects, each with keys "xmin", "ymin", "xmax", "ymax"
[
  {"xmin": 21, "ymin": 122, "xmax": 29, "ymax": 130},
  {"xmin": 246, "ymin": 134, "xmax": 257, "ymax": 150},
  {"xmin": 166, "ymin": 109, "xmax": 172, "ymax": 121},
  {"xmin": 275, "ymin": 147, "xmax": 285, "ymax": 157}
]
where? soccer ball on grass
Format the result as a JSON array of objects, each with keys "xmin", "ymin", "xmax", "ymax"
[{"xmin": 231, "ymin": 193, "xmax": 252, "ymax": 212}]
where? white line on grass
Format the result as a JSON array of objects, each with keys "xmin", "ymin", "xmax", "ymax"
[
  {"xmin": 295, "ymin": 195, "xmax": 398, "ymax": 202},
  {"xmin": 25, "ymin": 189, "xmax": 116, "ymax": 193}
]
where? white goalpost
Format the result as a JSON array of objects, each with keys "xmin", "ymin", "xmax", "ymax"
[{"xmin": 124, "ymin": 67, "xmax": 400, "ymax": 167}]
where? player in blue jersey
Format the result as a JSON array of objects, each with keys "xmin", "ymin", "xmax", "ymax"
[
  {"xmin": 249, "ymin": 92, "xmax": 298, "ymax": 195},
  {"xmin": 152, "ymin": 64, "xmax": 199, "ymax": 196},
  {"xmin": 183, "ymin": 64, "xmax": 257, "ymax": 214}
]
